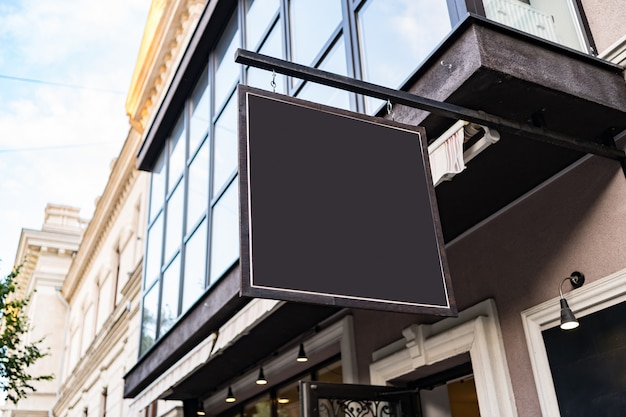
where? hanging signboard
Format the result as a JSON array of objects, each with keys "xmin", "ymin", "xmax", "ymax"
[{"xmin": 238, "ymin": 85, "xmax": 456, "ymax": 316}]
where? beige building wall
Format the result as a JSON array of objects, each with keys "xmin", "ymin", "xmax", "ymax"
[
  {"xmin": 1, "ymin": 204, "xmax": 85, "ymax": 417},
  {"xmin": 52, "ymin": 127, "xmax": 149, "ymax": 417}
]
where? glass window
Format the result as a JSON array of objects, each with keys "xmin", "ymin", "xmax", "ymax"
[
  {"xmin": 149, "ymin": 151, "xmax": 166, "ymax": 222},
  {"xmin": 247, "ymin": 21, "xmax": 286, "ymax": 93},
  {"xmin": 297, "ymin": 37, "xmax": 349, "ymax": 109},
  {"xmin": 160, "ymin": 256, "xmax": 181, "ymax": 335},
  {"xmin": 215, "ymin": 13, "xmax": 240, "ymax": 111},
  {"xmin": 210, "ymin": 181, "xmax": 240, "ymax": 282},
  {"xmin": 357, "ymin": 0, "xmax": 451, "ymax": 113},
  {"xmin": 277, "ymin": 381, "xmax": 300, "ymax": 417},
  {"xmin": 164, "ymin": 181, "xmax": 184, "ymax": 262},
  {"xmin": 244, "ymin": 394, "xmax": 272, "ymax": 417},
  {"xmin": 168, "ymin": 116, "xmax": 186, "ymax": 189},
  {"xmin": 212, "ymin": 96, "xmax": 238, "ymax": 197},
  {"xmin": 289, "ymin": 0, "xmax": 342, "ymax": 66},
  {"xmin": 182, "ymin": 219, "xmax": 208, "ymax": 311},
  {"xmin": 140, "ymin": 282, "xmax": 159, "ymax": 356},
  {"xmin": 189, "ymin": 68, "xmax": 210, "ymax": 155},
  {"xmin": 144, "ymin": 213, "xmax": 163, "ymax": 287},
  {"xmin": 187, "ymin": 140, "xmax": 209, "ymax": 234},
  {"xmin": 246, "ymin": 0, "xmax": 280, "ymax": 51}
]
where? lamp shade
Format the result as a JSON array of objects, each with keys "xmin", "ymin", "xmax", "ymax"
[
  {"xmin": 297, "ymin": 343, "xmax": 308, "ymax": 362},
  {"xmin": 256, "ymin": 367, "xmax": 268, "ymax": 385},
  {"xmin": 225, "ymin": 386, "xmax": 236, "ymax": 403},
  {"xmin": 560, "ymin": 298, "xmax": 579, "ymax": 330}
]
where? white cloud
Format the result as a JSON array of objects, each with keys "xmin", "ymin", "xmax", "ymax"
[{"xmin": 0, "ymin": 0, "xmax": 151, "ymax": 277}]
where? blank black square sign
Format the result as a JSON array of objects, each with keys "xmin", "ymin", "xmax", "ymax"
[{"xmin": 238, "ymin": 86, "xmax": 456, "ymax": 316}]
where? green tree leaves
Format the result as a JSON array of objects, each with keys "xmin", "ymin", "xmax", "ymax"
[{"xmin": 0, "ymin": 265, "xmax": 53, "ymax": 404}]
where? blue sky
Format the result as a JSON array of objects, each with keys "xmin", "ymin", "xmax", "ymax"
[{"xmin": 0, "ymin": 0, "xmax": 152, "ymax": 278}]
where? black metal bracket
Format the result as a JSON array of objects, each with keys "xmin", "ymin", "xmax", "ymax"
[{"xmin": 235, "ymin": 48, "xmax": 625, "ymax": 161}]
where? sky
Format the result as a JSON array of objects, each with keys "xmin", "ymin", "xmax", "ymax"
[{"xmin": 0, "ymin": 0, "xmax": 152, "ymax": 278}]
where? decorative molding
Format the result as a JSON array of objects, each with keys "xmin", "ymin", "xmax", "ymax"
[
  {"xmin": 370, "ymin": 299, "xmax": 517, "ymax": 417},
  {"xmin": 599, "ymin": 34, "xmax": 626, "ymax": 67},
  {"xmin": 521, "ymin": 267, "xmax": 626, "ymax": 417},
  {"xmin": 126, "ymin": 0, "xmax": 207, "ymax": 133}
]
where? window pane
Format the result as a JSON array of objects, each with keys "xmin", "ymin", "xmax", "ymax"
[
  {"xmin": 277, "ymin": 381, "xmax": 300, "ymax": 417},
  {"xmin": 168, "ymin": 115, "xmax": 186, "ymax": 189},
  {"xmin": 149, "ymin": 150, "xmax": 166, "ymax": 222},
  {"xmin": 164, "ymin": 181, "xmax": 184, "ymax": 262},
  {"xmin": 189, "ymin": 68, "xmax": 209, "ymax": 155},
  {"xmin": 212, "ymin": 96, "xmax": 238, "ymax": 196},
  {"xmin": 140, "ymin": 282, "xmax": 159, "ymax": 355},
  {"xmin": 182, "ymin": 219, "xmax": 208, "ymax": 312},
  {"xmin": 244, "ymin": 394, "xmax": 272, "ymax": 417},
  {"xmin": 144, "ymin": 213, "xmax": 163, "ymax": 287},
  {"xmin": 247, "ymin": 21, "xmax": 286, "ymax": 93},
  {"xmin": 246, "ymin": 0, "xmax": 280, "ymax": 51},
  {"xmin": 160, "ymin": 255, "xmax": 180, "ymax": 335},
  {"xmin": 297, "ymin": 37, "xmax": 349, "ymax": 109},
  {"xmin": 290, "ymin": 0, "xmax": 342, "ymax": 66},
  {"xmin": 187, "ymin": 140, "xmax": 209, "ymax": 234},
  {"xmin": 358, "ymin": 0, "xmax": 451, "ymax": 112},
  {"xmin": 209, "ymin": 181, "xmax": 240, "ymax": 282},
  {"xmin": 215, "ymin": 12, "xmax": 240, "ymax": 111},
  {"xmin": 317, "ymin": 360, "xmax": 343, "ymax": 383}
]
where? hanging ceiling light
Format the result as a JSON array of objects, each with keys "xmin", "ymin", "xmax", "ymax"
[
  {"xmin": 297, "ymin": 343, "xmax": 308, "ymax": 362},
  {"xmin": 197, "ymin": 401, "xmax": 206, "ymax": 416},
  {"xmin": 559, "ymin": 271, "xmax": 585, "ymax": 330},
  {"xmin": 225, "ymin": 386, "xmax": 236, "ymax": 403},
  {"xmin": 256, "ymin": 367, "xmax": 268, "ymax": 385}
]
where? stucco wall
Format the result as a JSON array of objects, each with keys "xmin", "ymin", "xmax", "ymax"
[
  {"xmin": 581, "ymin": 0, "xmax": 626, "ymax": 54},
  {"xmin": 445, "ymin": 154, "xmax": 626, "ymax": 417}
]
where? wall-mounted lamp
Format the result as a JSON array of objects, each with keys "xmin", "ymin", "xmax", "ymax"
[
  {"xmin": 225, "ymin": 386, "xmax": 236, "ymax": 403},
  {"xmin": 296, "ymin": 343, "xmax": 308, "ymax": 362},
  {"xmin": 559, "ymin": 271, "xmax": 585, "ymax": 330},
  {"xmin": 256, "ymin": 367, "xmax": 268, "ymax": 385},
  {"xmin": 197, "ymin": 400, "xmax": 206, "ymax": 416}
]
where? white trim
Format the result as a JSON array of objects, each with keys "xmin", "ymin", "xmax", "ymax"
[
  {"xmin": 370, "ymin": 299, "xmax": 517, "ymax": 417},
  {"xmin": 521, "ymin": 267, "xmax": 626, "ymax": 417}
]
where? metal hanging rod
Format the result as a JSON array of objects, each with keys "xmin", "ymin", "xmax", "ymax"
[{"xmin": 235, "ymin": 48, "xmax": 625, "ymax": 161}]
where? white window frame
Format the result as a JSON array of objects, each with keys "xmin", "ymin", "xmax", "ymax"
[
  {"xmin": 521, "ymin": 267, "xmax": 626, "ymax": 416},
  {"xmin": 369, "ymin": 298, "xmax": 517, "ymax": 417}
]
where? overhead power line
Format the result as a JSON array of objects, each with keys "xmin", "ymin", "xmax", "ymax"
[
  {"xmin": 0, "ymin": 74, "xmax": 126, "ymax": 95},
  {"xmin": 0, "ymin": 141, "xmax": 121, "ymax": 154}
]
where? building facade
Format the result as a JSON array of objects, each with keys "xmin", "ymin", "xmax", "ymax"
[
  {"xmin": 1, "ymin": 204, "xmax": 85, "ymax": 417},
  {"xmin": 120, "ymin": 1, "xmax": 626, "ymax": 417},
  {"xmin": 10, "ymin": 1, "xmax": 626, "ymax": 417}
]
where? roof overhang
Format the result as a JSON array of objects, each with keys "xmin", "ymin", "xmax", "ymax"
[{"xmin": 402, "ymin": 16, "xmax": 626, "ymax": 241}]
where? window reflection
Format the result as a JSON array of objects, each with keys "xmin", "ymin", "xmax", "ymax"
[
  {"xmin": 244, "ymin": 395, "xmax": 272, "ymax": 417},
  {"xmin": 149, "ymin": 151, "xmax": 165, "ymax": 222},
  {"xmin": 247, "ymin": 20, "xmax": 285, "ymax": 93},
  {"xmin": 213, "ymin": 96, "xmax": 238, "ymax": 197},
  {"xmin": 246, "ymin": 0, "xmax": 280, "ymax": 51},
  {"xmin": 164, "ymin": 182, "xmax": 184, "ymax": 262},
  {"xmin": 297, "ymin": 37, "xmax": 349, "ymax": 109},
  {"xmin": 215, "ymin": 13, "xmax": 240, "ymax": 112},
  {"xmin": 140, "ymin": 283, "xmax": 159, "ymax": 355},
  {"xmin": 210, "ymin": 181, "xmax": 240, "ymax": 282},
  {"xmin": 144, "ymin": 213, "xmax": 163, "ymax": 287},
  {"xmin": 189, "ymin": 68, "xmax": 209, "ymax": 155},
  {"xmin": 187, "ymin": 141, "xmax": 209, "ymax": 234},
  {"xmin": 277, "ymin": 382, "xmax": 300, "ymax": 417},
  {"xmin": 357, "ymin": 0, "xmax": 451, "ymax": 113},
  {"xmin": 290, "ymin": 0, "xmax": 342, "ymax": 66},
  {"xmin": 168, "ymin": 116, "xmax": 186, "ymax": 189},
  {"xmin": 182, "ymin": 219, "xmax": 207, "ymax": 311},
  {"xmin": 160, "ymin": 256, "xmax": 181, "ymax": 334}
]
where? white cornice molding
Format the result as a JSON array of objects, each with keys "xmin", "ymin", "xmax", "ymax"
[
  {"xmin": 370, "ymin": 299, "xmax": 518, "ymax": 417},
  {"xmin": 600, "ymin": 34, "xmax": 626, "ymax": 68},
  {"xmin": 126, "ymin": 0, "xmax": 206, "ymax": 134}
]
